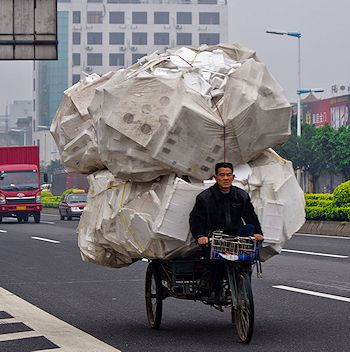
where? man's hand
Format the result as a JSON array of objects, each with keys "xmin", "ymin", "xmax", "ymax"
[
  {"xmin": 197, "ymin": 236, "xmax": 209, "ymax": 245},
  {"xmin": 254, "ymin": 234, "xmax": 264, "ymax": 241}
]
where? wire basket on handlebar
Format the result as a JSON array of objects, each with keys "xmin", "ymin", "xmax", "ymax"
[{"xmin": 210, "ymin": 231, "xmax": 257, "ymax": 262}]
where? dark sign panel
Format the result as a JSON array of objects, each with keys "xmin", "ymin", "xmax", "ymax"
[{"xmin": 0, "ymin": 0, "xmax": 57, "ymax": 60}]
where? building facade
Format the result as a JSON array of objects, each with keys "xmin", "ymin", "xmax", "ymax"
[{"xmin": 33, "ymin": 0, "xmax": 228, "ymax": 165}]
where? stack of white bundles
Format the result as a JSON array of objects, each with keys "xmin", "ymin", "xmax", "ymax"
[
  {"xmin": 77, "ymin": 149, "xmax": 305, "ymax": 267},
  {"xmin": 51, "ymin": 43, "xmax": 305, "ymax": 268},
  {"xmin": 52, "ymin": 43, "xmax": 291, "ymax": 181}
]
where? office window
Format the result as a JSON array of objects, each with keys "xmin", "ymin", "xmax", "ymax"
[
  {"xmin": 198, "ymin": 0, "xmax": 217, "ymax": 3},
  {"xmin": 109, "ymin": 32, "xmax": 125, "ymax": 45},
  {"xmin": 199, "ymin": 12, "xmax": 220, "ymax": 25},
  {"xmin": 132, "ymin": 32, "xmax": 147, "ymax": 45},
  {"xmin": 199, "ymin": 33, "xmax": 220, "ymax": 45},
  {"xmin": 177, "ymin": 12, "xmax": 192, "ymax": 25},
  {"xmin": 72, "ymin": 32, "xmax": 80, "ymax": 45},
  {"xmin": 108, "ymin": 0, "xmax": 141, "ymax": 2},
  {"xmin": 132, "ymin": 12, "xmax": 147, "ymax": 24},
  {"xmin": 87, "ymin": 11, "xmax": 103, "ymax": 24},
  {"xmin": 87, "ymin": 32, "xmax": 103, "ymax": 45},
  {"xmin": 72, "ymin": 53, "xmax": 80, "ymax": 66},
  {"xmin": 110, "ymin": 11, "xmax": 124, "ymax": 24},
  {"xmin": 177, "ymin": 33, "xmax": 192, "ymax": 46},
  {"xmin": 58, "ymin": 0, "xmax": 71, "ymax": 2},
  {"xmin": 154, "ymin": 12, "xmax": 169, "ymax": 24},
  {"xmin": 72, "ymin": 11, "xmax": 80, "ymax": 24},
  {"xmin": 132, "ymin": 53, "xmax": 146, "ymax": 64},
  {"xmin": 88, "ymin": 0, "xmax": 103, "ymax": 2},
  {"xmin": 154, "ymin": 33, "xmax": 169, "ymax": 45},
  {"xmin": 110, "ymin": 54, "xmax": 125, "ymax": 66},
  {"xmin": 87, "ymin": 53, "xmax": 103, "ymax": 65},
  {"xmin": 72, "ymin": 74, "xmax": 81, "ymax": 84}
]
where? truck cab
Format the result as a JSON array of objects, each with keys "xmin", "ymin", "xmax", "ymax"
[{"xmin": 0, "ymin": 146, "xmax": 43, "ymax": 224}]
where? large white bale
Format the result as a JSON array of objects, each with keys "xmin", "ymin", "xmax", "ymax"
[{"xmin": 77, "ymin": 149, "xmax": 305, "ymax": 268}]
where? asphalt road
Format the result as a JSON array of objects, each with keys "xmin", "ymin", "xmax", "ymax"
[{"xmin": 0, "ymin": 211, "xmax": 349, "ymax": 352}]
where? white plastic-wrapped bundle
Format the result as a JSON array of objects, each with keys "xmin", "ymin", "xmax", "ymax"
[
  {"xmin": 77, "ymin": 150, "xmax": 305, "ymax": 268},
  {"xmin": 52, "ymin": 43, "xmax": 291, "ymax": 181}
]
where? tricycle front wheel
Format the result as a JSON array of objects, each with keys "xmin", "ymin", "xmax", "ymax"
[
  {"xmin": 233, "ymin": 272, "xmax": 254, "ymax": 344},
  {"xmin": 145, "ymin": 262, "xmax": 163, "ymax": 329}
]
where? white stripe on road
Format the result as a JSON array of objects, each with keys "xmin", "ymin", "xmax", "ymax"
[
  {"xmin": 273, "ymin": 285, "xmax": 350, "ymax": 303},
  {"xmin": 0, "ymin": 229, "xmax": 7, "ymax": 233},
  {"xmin": 40, "ymin": 221, "xmax": 55, "ymax": 225},
  {"xmin": 0, "ymin": 331, "xmax": 39, "ymax": 342},
  {"xmin": 0, "ymin": 287, "xmax": 121, "ymax": 351},
  {"xmin": 281, "ymin": 249, "xmax": 348, "ymax": 258},
  {"xmin": 31, "ymin": 236, "xmax": 60, "ymax": 244},
  {"xmin": 296, "ymin": 233, "xmax": 350, "ymax": 240}
]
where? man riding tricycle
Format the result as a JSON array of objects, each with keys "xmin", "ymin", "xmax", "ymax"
[{"xmin": 145, "ymin": 162, "xmax": 264, "ymax": 344}]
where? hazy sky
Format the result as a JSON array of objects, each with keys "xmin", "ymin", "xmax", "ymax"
[{"xmin": 0, "ymin": 0, "xmax": 349, "ymax": 114}]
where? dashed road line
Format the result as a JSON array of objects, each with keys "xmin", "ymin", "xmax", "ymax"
[
  {"xmin": 273, "ymin": 285, "xmax": 350, "ymax": 303},
  {"xmin": 0, "ymin": 287, "xmax": 121, "ymax": 351},
  {"xmin": 31, "ymin": 237, "xmax": 60, "ymax": 244},
  {"xmin": 296, "ymin": 233, "xmax": 350, "ymax": 240},
  {"xmin": 39, "ymin": 221, "xmax": 56, "ymax": 225},
  {"xmin": 0, "ymin": 230, "xmax": 7, "ymax": 233},
  {"xmin": 281, "ymin": 248, "xmax": 348, "ymax": 258}
]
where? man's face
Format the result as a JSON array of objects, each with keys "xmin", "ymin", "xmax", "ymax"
[{"xmin": 215, "ymin": 167, "xmax": 234, "ymax": 191}]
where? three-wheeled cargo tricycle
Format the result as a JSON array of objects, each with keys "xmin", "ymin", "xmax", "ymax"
[{"xmin": 145, "ymin": 232, "xmax": 262, "ymax": 344}]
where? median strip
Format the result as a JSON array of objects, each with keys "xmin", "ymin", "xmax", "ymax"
[
  {"xmin": 281, "ymin": 249, "xmax": 348, "ymax": 258},
  {"xmin": 273, "ymin": 285, "xmax": 350, "ymax": 303},
  {"xmin": 31, "ymin": 237, "xmax": 60, "ymax": 244}
]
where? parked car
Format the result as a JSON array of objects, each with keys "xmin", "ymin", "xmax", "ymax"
[{"xmin": 59, "ymin": 193, "xmax": 87, "ymax": 220}]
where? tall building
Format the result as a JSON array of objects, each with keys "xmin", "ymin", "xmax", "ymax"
[{"xmin": 33, "ymin": 0, "xmax": 228, "ymax": 165}]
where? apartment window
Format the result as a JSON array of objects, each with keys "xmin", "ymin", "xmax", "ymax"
[
  {"xmin": 154, "ymin": 12, "xmax": 169, "ymax": 24},
  {"xmin": 72, "ymin": 11, "xmax": 80, "ymax": 24},
  {"xmin": 110, "ymin": 11, "xmax": 124, "ymax": 24},
  {"xmin": 177, "ymin": 33, "xmax": 192, "ymax": 46},
  {"xmin": 132, "ymin": 12, "xmax": 147, "ymax": 24},
  {"xmin": 198, "ymin": 0, "xmax": 217, "ymax": 3},
  {"xmin": 88, "ymin": 0, "xmax": 103, "ymax": 2},
  {"xmin": 87, "ymin": 32, "xmax": 103, "ymax": 45},
  {"xmin": 154, "ymin": 33, "xmax": 169, "ymax": 46},
  {"xmin": 110, "ymin": 53, "xmax": 125, "ymax": 66},
  {"xmin": 199, "ymin": 12, "xmax": 220, "ymax": 25},
  {"xmin": 177, "ymin": 12, "xmax": 192, "ymax": 25},
  {"xmin": 87, "ymin": 53, "xmax": 103, "ymax": 65},
  {"xmin": 72, "ymin": 32, "xmax": 81, "ymax": 45},
  {"xmin": 132, "ymin": 53, "xmax": 146, "ymax": 64},
  {"xmin": 132, "ymin": 32, "xmax": 147, "ymax": 45},
  {"xmin": 87, "ymin": 11, "xmax": 103, "ymax": 24},
  {"xmin": 58, "ymin": 0, "xmax": 71, "ymax": 2},
  {"xmin": 72, "ymin": 74, "xmax": 81, "ymax": 84},
  {"xmin": 199, "ymin": 33, "xmax": 220, "ymax": 45},
  {"xmin": 72, "ymin": 53, "xmax": 81, "ymax": 66},
  {"xmin": 109, "ymin": 32, "xmax": 125, "ymax": 45},
  {"xmin": 108, "ymin": 0, "xmax": 141, "ymax": 2}
]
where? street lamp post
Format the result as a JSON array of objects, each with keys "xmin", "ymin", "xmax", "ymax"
[{"xmin": 266, "ymin": 30, "xmax": 303, "ymax": 183}]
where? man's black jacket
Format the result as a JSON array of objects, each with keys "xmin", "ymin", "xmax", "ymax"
[{"xmin": 189, "ymin": 183, "xmax": 262, "ymax": 239}]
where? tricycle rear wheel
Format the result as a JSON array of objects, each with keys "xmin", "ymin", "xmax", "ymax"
[
  {"xmin": 233, "ymin": 272, "xmax": 254, "ymax": 344},
  {"xmin": 145, "ymin": 262, "xmax": 163, "ymax": 329}
]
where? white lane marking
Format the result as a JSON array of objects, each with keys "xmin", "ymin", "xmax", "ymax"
[
  {"xmin": 31, "ymin": 237, "xmax": 60, "ymax": 244},
  {"xmin": 40, "ymin": 221, "xmax": 55, "ymax": 225},
  {"xmin": 41, "ymin": 213, "xmax": 59, "ymax": 217},
  {"xmin": 273, "ymin": 285, "xmax": 350, "ymax": 303},
  {"xmin": 281, "ymin": 249, "xmax": 348, "ymax": 258},
  {"xmin": 0, "ymin": 229, "xmax": 7, "ymax": 233},
  {"xmin": 296, "ymin": 233, "xmax": 350, "ymax": 240},
  {"xmin": 0, "ymin": 287, "xmax": 121, "ymax": 351}
]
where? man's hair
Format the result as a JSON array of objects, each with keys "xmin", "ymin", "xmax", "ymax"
[{"xmin": 215, "ymin": 162, "xmax": 234, "ymax": 174}]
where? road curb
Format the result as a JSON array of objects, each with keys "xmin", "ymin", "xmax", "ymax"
[{"xmin": 298, "ymin": 220, "xmax": 350, "ymax": 237}]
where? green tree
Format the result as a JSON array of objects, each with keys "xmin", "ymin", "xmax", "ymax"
[{"xmin": 332, "ymin": 126, "xmax": 350, "ymax": 179}]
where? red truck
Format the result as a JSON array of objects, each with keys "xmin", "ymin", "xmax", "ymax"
[{"xmin": 0, "ymin": 146, "xmax": 46, "ymax": 224}]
